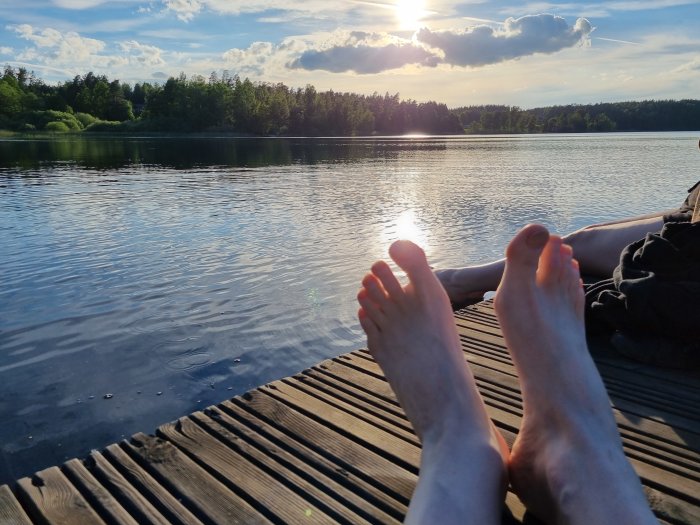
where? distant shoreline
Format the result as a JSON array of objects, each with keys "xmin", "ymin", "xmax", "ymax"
[{"xmin": 1, "ymin": 129, "xmax": 698, "ymax": 140}]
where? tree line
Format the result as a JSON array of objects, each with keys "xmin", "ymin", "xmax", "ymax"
[
  {"xmin": 1, "ymin": 66, "xmax": 698, "ymax": 135},
  {"xmin": 0, "ymin": 67, "xmax": 462, "ymax": 135},
  {"xmin": 453, "ymin": 100, "xmax": 700, "ymax": 134}
]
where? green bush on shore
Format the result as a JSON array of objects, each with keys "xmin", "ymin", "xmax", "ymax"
[
  {"xmin": 84, "ymin": 120, "xmax": 126, "ymax": 132},
  {"xmin": 44, "ymin": 121, "xmax": 70, "ymax": 132},
  {"xmin": 75, "ymin": 112, "xmax": 98, "ymax": 127}
]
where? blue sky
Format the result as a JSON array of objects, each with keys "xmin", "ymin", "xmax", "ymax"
[{"xmin": 0, "ymin": 0, "xmax": 698, "ymax": 107}]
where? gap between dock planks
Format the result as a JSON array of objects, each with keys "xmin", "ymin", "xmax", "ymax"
[{"xmin": 0, "ymin": 300, "xmax": 698, "ymax": 525}]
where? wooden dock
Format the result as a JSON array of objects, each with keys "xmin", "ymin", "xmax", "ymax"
[{"xmin": 1, "ymin": 300, "xmax": 699, "ymax": 524}]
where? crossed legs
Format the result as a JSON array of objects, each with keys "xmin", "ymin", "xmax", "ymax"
[{"xmin": 357, "ymin": 225, "xmax": 656, "ymax": 524}]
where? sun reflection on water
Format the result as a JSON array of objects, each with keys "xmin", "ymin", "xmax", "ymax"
[{"xmin": 380, "ymin": 209, "xmax": 430, "ymax": 255}]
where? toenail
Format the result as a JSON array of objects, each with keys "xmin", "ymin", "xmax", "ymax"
[{"xmin": 526, "ymin": 228, "xmax": 549, "ymax": 249}]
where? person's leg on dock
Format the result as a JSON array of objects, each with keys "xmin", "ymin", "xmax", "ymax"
[
  {"xmin": 436, "ymin": 212, "xmax": 668, "ymax": 308},
  {"xmin": 494, "ymin": 224, "xmax": 656, "ymax": 525},
  {"xmin": 357, "ymin": 240, "xmax": 508, "ymax": 525}
]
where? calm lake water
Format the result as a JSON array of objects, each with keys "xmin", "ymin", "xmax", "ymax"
[{"xmin": 1, "ymin": 132, "xmax": 698, "ymax": 484}]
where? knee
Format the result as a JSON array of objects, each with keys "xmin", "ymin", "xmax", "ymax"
[{"xmin": 562, "ymin": 228, "xmax": 592, "ymax": 256}]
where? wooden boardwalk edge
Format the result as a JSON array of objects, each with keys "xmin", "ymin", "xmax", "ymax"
[{"xmin": 1, "ymin": 301, "xmax": 698, "ymax": 524}]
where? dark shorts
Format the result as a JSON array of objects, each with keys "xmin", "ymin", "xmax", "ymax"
[{"xmin": 663, "ymin": 180, "xmax": 700, "ymax": 223}]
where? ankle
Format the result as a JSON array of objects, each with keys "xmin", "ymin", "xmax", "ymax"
[{"xmin": 544, "ymin": 436, "xmax": 653, "ymax": 525}]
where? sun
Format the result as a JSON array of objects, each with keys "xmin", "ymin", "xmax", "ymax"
[{"xmin": 395, "ymin": 0, "xmax": 426, "ymax": 30}]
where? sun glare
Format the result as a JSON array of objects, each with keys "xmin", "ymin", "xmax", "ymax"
[
  {"xmin": 395, "ymin": 0, "xmax": 426, "ymax": 30},
  {"xmin": 393, "ymin": 210, "xmax": 428, "ymax": 247}
]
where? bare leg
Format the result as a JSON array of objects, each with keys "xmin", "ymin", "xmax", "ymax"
[
  {"xmin": 494, "ymin": 224, "xmax": 656, "ymax": 525},
  {"xmin": 358, "ymin": 240, "xmax": 508, "ymax": 525},
  {"xmin": 434, "ymin": 260, "xmax": 505, "ymax": 307},
  {"xmin": 437, "ymin": 214, "xmax": 666, "ymax": 306},
  {"xmin": 563, "ymin": 215, "xmax": 664, "ymax": 276}
]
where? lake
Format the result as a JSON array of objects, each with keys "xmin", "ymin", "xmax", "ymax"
[{"xmin": 1, "ymin": 132, "xmax": 698, "ymax": 484}]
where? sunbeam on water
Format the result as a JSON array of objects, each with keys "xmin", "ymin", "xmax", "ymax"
[
  {"xmin": 0, "ymin": 133, "xmax": 698, "ymax": 485},
  {"xmin": 395, "ymin": 209, "xmax": 429, "ymax": 247}
]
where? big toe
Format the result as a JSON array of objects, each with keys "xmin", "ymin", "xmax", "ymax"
[
  {"xmin": 389, "ymin": 240, "xmax": 433, "ymax": 281},
  {"xmin": 503, "ymin": 224, "xmax": 549, "ymax": 279}
]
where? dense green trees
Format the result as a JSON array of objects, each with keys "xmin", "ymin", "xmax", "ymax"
[
  {"xmin": 0, "ymin": 67, "xmax": 461, "ymax": 135},
  {"xmin": 453, "ymin": 101, "xmax": 700, "ymax": 134},
  {"xmin": 1, "ymin": 66, "xmax": 698, "ymax": 135},
  {"xmin": 140, "ymin": 74, "xmax": 462, "ymax": 135}
]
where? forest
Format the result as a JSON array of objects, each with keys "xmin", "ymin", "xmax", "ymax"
[
  {"xmin": 453, "ymin": 100, "xmax": 700, "ymax": 133},
  {"xmin": 0, "ymin": 67, "xmax": 462, "ymax": 135},
  {"xmin": 1, "ymin": 66, "xmax": 698, "ymax": 136}
]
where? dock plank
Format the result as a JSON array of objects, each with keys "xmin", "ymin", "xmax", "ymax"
[
  {"xmin": 157, "ymin": 416, "xmax": 339, "ymax": 524},
  {"xmin": 0, "ymin": 485, "xmax": 32, "ymax": 525},
  {"xmin": 15, "ymin": 467, "xmax": 106, "ymax": 525},
  {"xmin": 125, "ymin": 433, "xmax": 271, "ymax": 525},
  {"xmin": 61, "ymin": 459, "xmax": 139, "ymax": 525},
  {"xmin": 1, "ymin": 299, "xmax": 698, "ymax": 524},
  {"xmin": 85, "ymin": 450, "xmax": 181, "ymax": 525},
  {"xmin": 232, "ymin": 391, "xmax": 417, "ymax": 503},
  {"xmin": 101, "ymin": 444, "xmax": 203, "ymax": 525},
  {"xmin": 212, "ymin": 400, "xmax": 409, "ymax": 520}
]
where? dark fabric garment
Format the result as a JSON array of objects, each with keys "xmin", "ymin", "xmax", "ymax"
[
  {"xmin": 585, "ymin": 181, "xmax": 700, "ymax": 368},
  {"xmin": 663, "ymin": 180, "xmax": 700, "ymax": 222}
]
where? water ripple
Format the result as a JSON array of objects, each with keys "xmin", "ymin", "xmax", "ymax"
[{"xmin": 1, "ymin": 133, "xmax": 698, "ymax": 484}]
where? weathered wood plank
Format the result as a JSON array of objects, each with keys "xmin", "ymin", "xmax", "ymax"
[
  {"xmin": 0, "ymin": 485, "xmax": 32, "ymax": 525},
  {"xmin": 62, "ymin": 459, "xmax": 139, "ymax": 525},
  {"xmin": 1, "ymin": 297, "xmax": 697, "ymax": 525},
  {"xmin": 339, "ymin": 336, "xmax": 700, "ymax": 516},
  {"xmin": 125, "ymin": 433, "xmax": 271, "ymax": 525},
  {"xmin": 265, "ymin": 379, "xmax": 421, "ymax": 465},
  {"xmin": 16, "ymin": 466, "xmax": 105, "ymax": 525},
  {"xmin": 232, "ymin": 390, "xmax": 417, "ymax": 502},
  {"xmin": 85, "ymin": 451, "xmax": 179, "ymax": 525},
  {"xmin": 190, "ymin": 408, "xmax": 401, "ymax": 524},
  {"xmin": 102, "ymin": 444, "xmax": 203, "ymax": 525},
  {"xmin": 213, "ymin": 400, "xmax": 408, "ymax": 520},
  {"xmin": 157, "ymin": 416, "xmax": 339, "ymax": 524}
]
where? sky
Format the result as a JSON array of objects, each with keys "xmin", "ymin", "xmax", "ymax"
[{"xmin": 0, "ymin": 0, "xmax": 698, "ymax": 108}]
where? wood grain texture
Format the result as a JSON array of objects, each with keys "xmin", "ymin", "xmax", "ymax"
[
  {"xmin": 15, "ymin": 466, "xmax": 106, "ymax": 525},
  {"xmin": 0, "ymin": 299, "xmax": 697, "ymax": 524},
  {"xmin": 0, "ymin": 485, "xmax": 32, "ymax": 525}
]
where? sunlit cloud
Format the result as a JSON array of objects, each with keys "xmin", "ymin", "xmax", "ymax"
[
  {"xmin": 290, "ymin": 43, "xmax": 439, "ymax": 74},
  {"xmin": 291, "ymin": 15, "xmax": 593, "ymax": 74},
  {"xmin": 417, "ymin": 15, "xmax": 593, "ymax": 67}
]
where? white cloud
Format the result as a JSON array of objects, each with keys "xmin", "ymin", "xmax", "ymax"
[
  {"xmin": 289, "ymin": 32, "xmax": 440, "ymax": 74},
  {"xmin": 162, "ymin": 0, "xmax": 202, "ymax": 21},
  {"xmin": 417, "ymin": 15, "xmax": 593, "ymax": 67},
  {"xmin": 10, "ymin": 24, "xmax": 120, "ymax": 68},
  {"xmin": 7, "ymin": 25, "xmax": 175, "ymax": 78},
  {"xmin": 119, "ymin": 40, "xmax": 166, "ymax": 66},
  {"xmin": 673, "ymin": 57, "xmax": 700, "ymax": 73},
  {"xmin": 160, "ymin": 0, "xmax": 392, "ymax": 25},
  {"xmin": 289, "ymin": 15, "xmax": 593, "ymax": 74},
  {"xmin": 0, "ymin": 46, "xmax": 13, "ymax": 55},
  {"xmin": 222, "ymin": 41, "xmax": 278, "ymax": 76}
]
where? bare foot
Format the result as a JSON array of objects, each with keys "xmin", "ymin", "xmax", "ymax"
[
  {"xmin": 494, "ymin": 224, "xmax": 656, "ymax": 525},
  {"xmin": 358, "ymin": 240, "xmax": 508, "ymax": 524}
]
